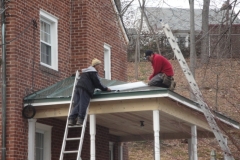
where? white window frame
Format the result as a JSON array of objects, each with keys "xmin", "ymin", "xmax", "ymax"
[
  {"xmin": 40, "ymin": 10, "xmax": 58, "ymax": 71},
  {"xmin": 104, "ymin": 43, "xmax": 111, "ymax": 80},
  {"xmin": 35, "ymin": 131, "xmax": 44, "ymax": 160},
  {"xmin": 109, "ymin": 142, "xmax": 114, "ymax": 160},
  {"xmin": 118, "ymin": 142, "xmax": 123, "ymax": 160},
  {"xmin": 36, "ymin": 123, "xmax": 52, "ymax": 160}
]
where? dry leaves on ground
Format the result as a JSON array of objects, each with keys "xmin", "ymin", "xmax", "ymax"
[{"xmin": 127, "ymin": 59, "xmax": 240, "ymax": 159}]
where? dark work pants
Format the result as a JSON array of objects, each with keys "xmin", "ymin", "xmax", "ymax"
[
  {"xmin": 148, "ymin": 73, "xmax": 169, "ymax": 88},
  {"xmin": 69, "ymin": 88, "xmax": 91, "ymax": 120}
]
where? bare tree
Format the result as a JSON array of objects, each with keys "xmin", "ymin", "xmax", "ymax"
[
  {"xmin": 142, "ymin": 9, "xmax": 161, "ymax": 54},
  {"xmin": 120, "ymin": 1, "xmax": 240, "ymax": 158},
  {"xmin": 189, "ymin": 0, "xmax": 197, "ymax": 77},
  {"xmin": 134, "ymin": 0, "xmax": 145, "ymax": 79},
  {"xmin": 201, "ymin": 0, "xmax": 210, "ymax": 64},
  {"xmin": 189, "ymin": 0, "xmax": 197, "ymax": 101}
]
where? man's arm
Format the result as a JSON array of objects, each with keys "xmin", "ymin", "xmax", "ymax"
[
  {"xmin": 149, "ymin": 56, "xmax": 162, "ymax": 80},
  {"xmin": 91, "ymin": 73, "xmax": 111, "ymax": 91}
]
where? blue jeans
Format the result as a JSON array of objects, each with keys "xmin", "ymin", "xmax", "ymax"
[{"xmin": 69, "ymin": 88, "xmax": 91, "ymax": 120}]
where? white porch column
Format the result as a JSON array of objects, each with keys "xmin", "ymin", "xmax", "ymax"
[
  {"xmin": 90, "ymin": 114, "xmax": 96, "ymax": 160},
  {"xmin": 188, "ymin": 125, "xmax": 198, "ymax": 160},
  {"xmin": 153, "ymin": 110, "xmax": 160, "ymax": 160},
  {"xmin": 119, "ymin": 142, "xmax": 123, "ymax": 160},
  {"xmin": 28, "ymin": 119, "xmax": 37, "ymax": 160}
]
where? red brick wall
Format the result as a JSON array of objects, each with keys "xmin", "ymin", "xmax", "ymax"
[
  {"xmin": 0, "ymin": 1, "xmax": 71, "ymax": 159},
  {"xmin": 0, "ymin": 0, "xmax": 127, "ymax": 159},
  {"xmin": 38, "ymin": 119, "xmax": 122, "ymax": 160},
  {"xmin": 70, "ymin": 0, "xmax": 128, "ymax": 81},
  {"xmin": 37, "ymin": 118, "xmax": 66, "ymax": 160}
]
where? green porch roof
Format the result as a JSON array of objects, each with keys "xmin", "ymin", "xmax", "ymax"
[
  {"xmin": 23, "ymin": 75, "xmax": 192, "ymax": 106},
  {"xmin": 23, "ymin": 75, "xmax": 126, "ymax": 101},
  {"xmin": 23, "ymin": 75, "xmax": 239, "ymax": 128}
]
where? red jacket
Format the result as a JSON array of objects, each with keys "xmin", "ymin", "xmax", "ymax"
[{"xmin": 149, "ymin": 54, "xmax": 174, "ymax": 80}]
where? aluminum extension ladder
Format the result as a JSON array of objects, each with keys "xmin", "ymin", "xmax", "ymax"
[
  {"xmin": 60, "ymin": 70, "xmax": 89, "ymax": 160},
  {"xmin": 162, "ymin": 22, "xmax": 234, "ymax": 160}
]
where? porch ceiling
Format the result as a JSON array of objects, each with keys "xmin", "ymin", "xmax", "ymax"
[{"xmin": 33, "ymin": 96, "xmax": 217, "ymax": 141}]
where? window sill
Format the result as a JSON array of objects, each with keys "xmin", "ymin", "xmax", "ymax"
[{"xmin": 39, "ymin": 64, "xmax": 60, "ymax": 77}]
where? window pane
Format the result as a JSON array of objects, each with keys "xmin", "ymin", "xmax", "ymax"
[
  {"xmin": 35, "ymin": 132, "xmax": 44, "ymax": 160},
  {"xmin": 41, "ymin": 42, "xmax": 51, "ymax": 65},
  {"xmin": 40, "ymin": 21, "xmax": 51, "ymax": 43}
]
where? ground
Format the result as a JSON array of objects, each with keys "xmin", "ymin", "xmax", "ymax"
[{"xmin": 127, "ymin": 58, "xmax": 240, "ymax": 159}]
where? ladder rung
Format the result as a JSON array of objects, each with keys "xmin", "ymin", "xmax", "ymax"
[
  {"xmin": 63, "ymin": 150, "xmax": 78, "ymax": 154},
  {"xmin": 66, "ymin": 137, "xmax": 81, "ymax": 141},
  {"xmin": 68, "ymin": 125, "xmax": 83, "ymax": 128}
]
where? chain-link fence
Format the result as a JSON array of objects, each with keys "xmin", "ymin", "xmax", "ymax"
[{"xmin": 127, "ymin": 34, "xmax": 203, "ymax": 62}]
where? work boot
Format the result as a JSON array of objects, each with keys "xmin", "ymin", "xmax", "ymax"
[
  {"xmin": 76, "ymin": 117, "xmax": 83, "ymax": 126},
  {"xmin": 68, "ymin": 118, "xmax": 75, "ymax": 126}
]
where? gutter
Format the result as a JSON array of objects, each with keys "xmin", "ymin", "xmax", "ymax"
[{"xmin": 1, "ymin": 0, "xmax": 6, "ymax": 159}]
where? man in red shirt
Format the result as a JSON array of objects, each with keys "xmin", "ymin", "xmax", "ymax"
[{"xmin": 144, "ymin": 50, "xmax": 175, "ymax": 90}]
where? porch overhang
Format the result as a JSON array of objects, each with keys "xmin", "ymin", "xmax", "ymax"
[{"xmin": 24, "ymin": 89, "xmax": 239, "ymax": 141}]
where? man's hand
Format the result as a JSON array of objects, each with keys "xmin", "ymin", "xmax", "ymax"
[{"xmin": 107, "ymin": 88, "xmax": 111, "ymax": 92}]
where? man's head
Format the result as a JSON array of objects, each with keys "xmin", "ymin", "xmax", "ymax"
[
  {"xmin": 144, "ymin": 50, "xmax": 154, "ymax": 62},
  {"xmin": 92, "ymin": 58, "xmax": 101, "ymax": 71}
]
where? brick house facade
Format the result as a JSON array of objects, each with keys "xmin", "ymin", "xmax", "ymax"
[{"xmin": 0, "ymin": 0, "xmax": 128, "ymax": 159}]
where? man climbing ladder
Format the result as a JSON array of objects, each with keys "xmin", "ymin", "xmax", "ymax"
[
  {"xmin": 68, "ymin": 58, "xmax": 111, "ymax": 126},
  {"xmin": 60, "ymin": 58, "xmax": 111, "ymax": 160}
]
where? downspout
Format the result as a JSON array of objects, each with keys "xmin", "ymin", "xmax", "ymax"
[{"xmin": 1, "ymin": 0, "xmax": 6, "ymax": 159}]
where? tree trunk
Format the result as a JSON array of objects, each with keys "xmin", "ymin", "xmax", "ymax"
[
  {"xmin": 189, "ymin": 0, "xmax": 196, "ymax": 77},
  {"xmin": 189, "ymin": 0, "xmax": 197, "ymax": 100},
  {"xmin": 200, "ymin": 0, "xmax": 210, "ymax": 64},
  {"xmin": 114, "ymin": 0, "xmax": 121, "ymax": 12},
  {"xmin": 143, "ymin": 11, "xmax": 161, "ymax": 54},
  {"xmin": 134, "ymin": 0, "xmax": 145, "ymax": 79}
]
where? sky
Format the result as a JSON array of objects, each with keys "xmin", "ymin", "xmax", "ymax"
[
  {"xmin": 125, "ymin": 0, "xmax": 240, "ymax": 13},
  {"xmin": 121, "ymin": 0, "xmax": 240, "ymax": 29}
]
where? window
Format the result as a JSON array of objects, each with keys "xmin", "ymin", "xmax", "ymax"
[
  {"xmin": 177, "ymin": 36, "xmax": 186, "ymax": 47},
  {"xmin": 35, "ymin": 123, "xmax": 52, "ymax": 160},
  {"xmin": 40, "ymin": 10, "xmax": 58, "ymax": 70},
  {"xmin": 36, "ymin": 132, "xmax": 44, "ymax": 160},
  {"xmin": 104, "ymin": 43, "xmax": 111, "ymax": 80}
]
